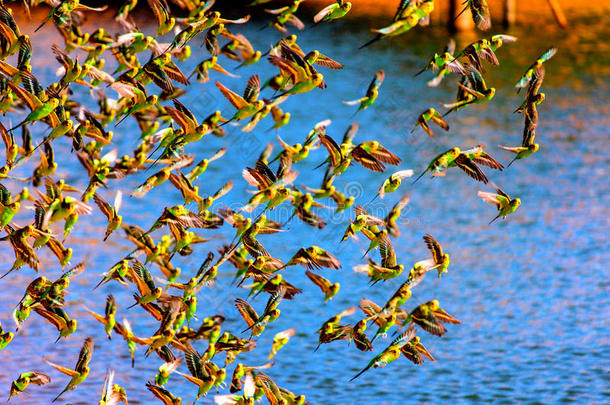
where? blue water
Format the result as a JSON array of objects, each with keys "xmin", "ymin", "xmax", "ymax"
[{"xmin": 0, "ymin": 8, "xmax": 608, "ymax": 405}]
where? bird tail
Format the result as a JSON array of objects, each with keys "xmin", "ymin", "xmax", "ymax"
[
  {"xmin": 349, "ymin": 366, "xmax": 369, "ymax": 381},
  {"xmin": 506, "ymin": 156, "xmax": 518, "ymax": 168},
  {"xmin": 488, "ymin": 213, "xmax": 502, "ymax": 225},
  {"xmin": 359, "ymin": 34, "xmax": 382, "ymax": 49},
  {"xmin": 412, "ymin": 170, "xmax": 427, "ymax": 184},
  {"xmin": 342, "ymin": 98, "xmax": 365, "ymax": 106},
  {"xmin": 414, "ymin": 67, "xmax": 427, "ymax": 77},
  {"xmin": 52, "ymin": 384, "xmax": 72, "ymax": 403}
]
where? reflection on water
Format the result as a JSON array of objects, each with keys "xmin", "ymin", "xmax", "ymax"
[{"xmin": 0, "ymin": 9, "xmax": 608, "ymax": 405}]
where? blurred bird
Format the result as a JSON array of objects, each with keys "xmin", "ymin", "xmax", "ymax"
[
  {"xmin": 45, "ymin": 337, "xmax": 94, "ymax": 402},
  {"xmin": 477, "ymin": 188, "xmax": 521, "ymax": 224},
  {"xmin": 343, "ymin": 70, "xmax": 384, "ymax": 113}
]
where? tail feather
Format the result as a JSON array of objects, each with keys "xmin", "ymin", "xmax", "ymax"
[{"xmin": 359, "ymin": 34, "xmax": 382, "ymax": 49}]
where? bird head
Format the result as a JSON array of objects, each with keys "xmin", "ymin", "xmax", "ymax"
[
  {"xmin": 253, "ymin": 100, "xmax": 265, "ymax": 110},
  {"xmin": 269, "ymin": 309, "xmax": 281, "ymax": 320},
  {"xmin": 68, "ymin": 319, "xmax": 77, "ymax": 331},
  {"xmin": 512, "ymin": 198, "xmax": 521, "ymax": 208},
  {"xmin": 49, "ymin": 98, "xmax": 60, "ymax": 109},
  {"xmin": 355, "ymin": 319, "xmax": 367, "ymax": 330},
  {"xmin": 529, "ymin": 144, "xmax": 540, "ymax": 152},
  {"xmin": 428, "ymin": 300, "xmax": 440, "ymax": 310},
  {"xmin": 313, "ymin": 72, "xmax": 324, "ymax": 85}
]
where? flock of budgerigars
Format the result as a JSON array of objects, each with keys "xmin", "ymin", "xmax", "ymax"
[{"xmin": 0, "ymin": 0, "xmax": 556, "ymax": 403}]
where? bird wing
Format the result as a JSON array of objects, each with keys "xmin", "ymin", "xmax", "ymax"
[
  {"xmin": 243, "ymin": 74, "xmax": 260, "ymax": 102},
  {"xmin": 305, "ymin": 270, "xmax": 332, "ymax": 293},
  {"xmin": 235, "ymin": 298, "xmax": 259, "ymax": 327},
  {"xmin": 454, "ymin": 154, "xmax": 488, "ymax": 183},
  {"xmin": 422, "ymin": 233, "xmax": 443, "ymax": 263},
  {"xmin": 215, "ymin": 80, "xmax": 248, "ymax": 109}
]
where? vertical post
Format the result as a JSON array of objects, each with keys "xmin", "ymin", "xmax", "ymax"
[
  {"xmin": 449, "ymin": 0, "xmax": 474, "ymax": 32},
  {"xmin": 503, "ymin": 0, "xmax": 516, "ymax": 28},
  {"xmin": 546, "ymin": 0, "xmax": 569, "ymax": 28}
]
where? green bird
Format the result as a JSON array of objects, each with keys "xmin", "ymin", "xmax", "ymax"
[
  {"xmin": 360, "ymin": 0, "xmax": 433, "ymax": 48},
  {"xmin": 235, "ymin": 299, "xmax": 266, "ymax": 338},
  {"xmin": 443, "ymin": 65, "xmax": 495, "ymax": 115},
  {"xmin": 285, "ymin": 246, "xmax": 341, "ymax": 270},
  {"xmin": 354, "ymin": 233, "xmax": 404, "ymax": 284},
  {"xmin": 148, "ymin": 0, "xmax": 175, "ymax": 36},
  {"xmin": 245, "ymin": 286, "xmax": 285, "ymax": 333},
  {"xmin": 127, "ymin": 260, "xmax": 163, "ymax": 307},
  {"xmin": 459, "ymin": 144, "xmax": 504, "ymax": 179},
  {"xmin": 351, "ymin": 319, "xmax": 373, "ymax": 352},
  {"xmin": 502, "ymin": 66, "xmax": 545, "ymax": 166},
  {"xmin": 516, "ymin": 47, "xmax": 557, "ymax": 89},
  {"xmin": 85, "ymin": 295, "xmax": 116, "ymax": 339},
  {"xmin": 343, "ymin": 69, "xmax": 384, "ymax": 112},
  {"xmin": 10, "ymin": 97, "xmax": 59, "ymax": 131},
  {"xmin": 33, "ymin": 307, "xmax": 77, "ymax": 342},
  {"xmin": 415, "ymin": 146, "xmax": 499, "ymax": 184},
  {"xmin": 113, "ymin": 318, "xmax": 149, "ymax": 368},
  {"xmin": 35, "ymin": 0, "xmax": 107, "ymax": 31},
  {"xmin": 175, "ymin": 348, "xmax": 216, "ymax": 402},
  {"xmin": 155, "ymin": 358, "xmax": 182, "ymax": 386},
  {"xmin": 413, "ymin": 147, "xmax": 462, "ymax": 183},
  {"xmin": 375, "ymin": 170, "xmax": 414, "ymax": 199},
  {"xmin": 514, "ymin": 65, "xmax": 546, "ymax": 114},
  {"xmin": 384, "ymin": 194, "xmax": 411, "ymax": 237},
  {"xmin": 268, "ymin": 328, "xmax": 296, "ymax": 360},
  {"xmin": 350, "ymin": 326, "xmax": 417, "ymax": 380},
  {"xmin": 268, "ymin": 44, "xmax": 326, "ymax": 98},
  {"xmin": 116, "ymin": 94, "xmax": 158, "ymax": 126},
  {"xmin": 313, "ymin": 0, "xmax": 352, "ymax": 25},
  {"xmin": 449, "ymin": 34, "xmax": 517, "ymax": 74},
  {"xmin": 341, "ymin": 205, "xmax": 385, "ymax": 241},
  {"xmin": 147, "ymin": 382, "xmax": 182, "ymax": 405},
  {"xmin": 93, "ymin": 191, "xmax": 122, "ymax": 241},
  {"xmin": 131, "ymin": 158, "xmax": 192, "ymax": 197},
  {"xmin": 422, "ymin": 233, "xmax": 450, "ymax": 277},
  {"xmin": 265, "ymin": 0, "xmax": 305, "ymax": 33},
  {"xmin": 98, "ymin": 369, "xmax": 128, "ymax": 405},
  {"xmin": 305, "ymin": 270, "xmax": 340, "ymax": 302},
  {"xmin": 95, "ymin": 258, "xmax": 131, "ymax": 289},
  {"xmin": 0, "ymin": 320, "xmax": 14, "ymax": 351},
  {"xmin": 414, "ymin": 38, "xmax": 457, "ymax": 87},
  {"xmin": 371, "ymin": 311, "xmax": 397, "ymax": 342},
  {"xmin": 411, "ymin": 108, "xmax": 449, "ymax": 137},
  {"xmin": 0, "ymin": 183, "xmax": 21, "ymax": 228},
  {"xmin": 216, "ymin": 74, "xmax": 264, "ymax": 123},
  {"xmin": 405, "ymin": 300, "xmax": 461, "ymax": 337},
  {"xmin": 499, "ymin": 143, "xmax": 539, "ymax": 167},
  {"xmin": 458, "ymin": 0, "xmax": 491, "ymax": 31},
  {"xmin": 478, "ymin": 188, "xmax": 521, "ymax": 224},
  {"xmin": 190, "ymin": 55, "xmax": 237, "ymax": 83},
  {"xmin": 187, "ymin": 147, "xmax": 226, "ymax": 182},
  {"xmin": 400, "ymin": 335, "xmax": 436, "ymax": 364},
  {"xmin": 0, "ymin": 120, "xmax": 18, "ymax": 168},
  {"xmin": 8, "ymin": 372, "xmax": 51, "ymax": 402},
  {"xmin": 45, "ymin": 337, "xmax": 94, "ymax": 402}
]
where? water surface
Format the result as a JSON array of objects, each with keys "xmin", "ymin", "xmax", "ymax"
[{"xmin": 0, "ymin": 10, "xmax": 608, "ymax": 405}]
